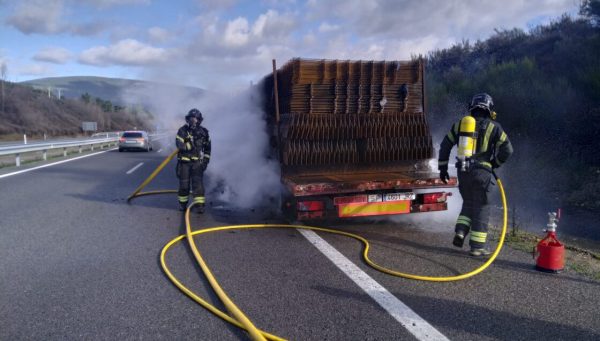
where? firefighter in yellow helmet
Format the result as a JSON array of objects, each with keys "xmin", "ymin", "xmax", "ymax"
[
  {"xmin": 175, "ymin": 108, "xmax": 211, "ymax": 213},
  {"xmin": 438, "ymin": 93, "xmax": 513, "ymax": 256}
]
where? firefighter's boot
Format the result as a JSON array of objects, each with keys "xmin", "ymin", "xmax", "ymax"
[
  {"xmin": 196, "ymin": 204, "xmax": 205, "ymax": 214},
  {"xmin": 179, "ymin": 202, "xmax": 188, "ymax": 212},
  {"xmin": 469, "ymin": 247, "xmax": 491, "ymax": 257},
  {"xmin": 452, "ymin": 231, "xmax": 465, "ymax": 248}
]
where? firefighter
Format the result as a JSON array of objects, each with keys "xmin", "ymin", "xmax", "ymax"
[
  {"xmin": 438, "ymin": 93, "xmax": 513, "ymax": 256},
  {"xmin": 175, "ymin": 108, "xmax": 211, "ymax": 213}
]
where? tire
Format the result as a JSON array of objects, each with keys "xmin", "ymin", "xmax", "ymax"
[
  {"xmin": 119, "ymin": 148, "xmax": 123, "ymax": 152},
  {"xmin": 280, "ymin": 190, "xmax": 296, "ymax": 223}
]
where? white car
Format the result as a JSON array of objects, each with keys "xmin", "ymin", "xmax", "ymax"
[{"xmin": 118, "ymin": 131, "xmax": 152, "ymax": 152}]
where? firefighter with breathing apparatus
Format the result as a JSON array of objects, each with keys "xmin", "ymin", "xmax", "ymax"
[
  {"xmin": 175, "ymin": 108, "xmax": 211, "ymax": 213},
  {"xmin": 438, "ymin": 93, "xmax": 514, "ymax": 256}
]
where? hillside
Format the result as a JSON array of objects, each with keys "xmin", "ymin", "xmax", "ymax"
[
  {"xmin": 425, "ymin": 3, "xmax": 600, "ymax": 212},
  {"xmin": 21, "ymin": 76, "xmax": 203, "ymax": 106},
  {"xmin": 0, "ymin": 81, "xmax": 153, "ymax": 138}
]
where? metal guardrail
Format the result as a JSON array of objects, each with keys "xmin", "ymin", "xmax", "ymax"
[{"xmin": 0, "ymin": 137, "xmax": 119, "ymax": 167}]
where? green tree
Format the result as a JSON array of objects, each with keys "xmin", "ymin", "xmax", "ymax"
[{"xmin": 581, "ymin": 0, "xmax": 600, "ymax": 25}]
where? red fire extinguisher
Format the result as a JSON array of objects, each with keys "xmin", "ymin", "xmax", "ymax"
[{"xmin": 534, "ymin": 210, "xmax": 565, "ymax": 273}]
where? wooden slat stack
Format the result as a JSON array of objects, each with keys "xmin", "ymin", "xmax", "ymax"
[{"xmin": 267, "ymin": 58, "xmax": 434, "ymax": 173}]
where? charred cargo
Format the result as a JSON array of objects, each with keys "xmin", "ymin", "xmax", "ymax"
[{"xmin": 260, "ymin": 58, "xmax": 457, "ymax": 221}]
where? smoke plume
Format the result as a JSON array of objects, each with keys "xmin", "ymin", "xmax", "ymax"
[{"xmin": 122, "ymin": 82, "xmax": 281, "ymax": 209}]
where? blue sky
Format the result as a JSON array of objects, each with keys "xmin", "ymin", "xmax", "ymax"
[{"xmin": 0, "ymin": 0, "xmax": 580, "ymax": 89}]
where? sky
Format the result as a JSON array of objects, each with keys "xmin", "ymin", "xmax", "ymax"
[
  {"xmin": 0, "ymin": 0, "xmax": 583, "ymax": 208},
  {"xmin": 0, "ymin": 0, "xmax": 581, "ymax": 90}
]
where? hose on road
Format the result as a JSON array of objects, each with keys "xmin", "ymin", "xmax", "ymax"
[{"xmin": 129, "ymin": 151, "xmax": 508, "ymax": 341}]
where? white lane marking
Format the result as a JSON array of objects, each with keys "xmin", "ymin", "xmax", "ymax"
[
  {"xmin": 126, "ymin": 162, "xmax": 144, "ymax": 174},
  {"xmin": 157, "ymin": 148, "xmax": 163, "ymax": 153},
  {"xmin": 299, "ymin": 229, "xmax": 449, "ymax": 341},
  {"xmin": 0, "ymin": 149, "xmax": 116, "ymax": 180}
]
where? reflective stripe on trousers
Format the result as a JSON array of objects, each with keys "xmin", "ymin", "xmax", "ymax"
[{"xmin": 456, "ymin": 167, "xmax": 492, "ymax": 248}]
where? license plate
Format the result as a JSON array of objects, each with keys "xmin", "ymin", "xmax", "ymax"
[
  {"xmin": 384, "ymin": 192, "xmax": 415, "ymax": 202},
  {"xmin": 125, "ymin": 140, "xmax": 137, "ymax": 144},
  {"xmin": 368, "ymin": 194, "xmax": 382, "ymax": 202},
  {"xmin": 338, "ymin": 201, "xmax": 410, "ymax": 217}
]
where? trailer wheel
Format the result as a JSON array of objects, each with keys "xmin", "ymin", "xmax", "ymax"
[{"xmin": 280, "ymin": 191, "xmax": 296, "ymax": 223}]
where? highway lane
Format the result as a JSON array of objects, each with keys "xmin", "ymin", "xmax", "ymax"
[
  {"xmin": 1, "ymin": 146, "xmax": 599, "ymax": 340},
  {"xmin": 0, "ymin": 145, "xmax": 417, "ymax": 340},
  {"xmin": 0, "ymin": 146, "xmax": 243, "ymax": 340},
  {"xmin": 315, "ymin": 221, "xmax": 600, "ymax": 340}
]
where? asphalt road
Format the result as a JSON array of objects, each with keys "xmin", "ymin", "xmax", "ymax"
[{"xmin": 1, "ymin": 143, "xmax": 599, "ymax": 340}]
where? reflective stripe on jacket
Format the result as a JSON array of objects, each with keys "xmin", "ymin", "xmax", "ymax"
[{"xmin": 176, "ymin": 124, "xmax": 211, "ymax": 163}]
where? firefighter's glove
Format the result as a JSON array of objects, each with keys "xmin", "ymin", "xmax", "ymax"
[
  {"xmin": 200, "ymin": 159, "xmax": 208, "ymax": 171},
  {"xmin": 491, "ymin": 159, "xmax": 500, "ymax": 169},
  {"xmin": 439, "ymin": 165, "xmax": 450, "ymax": 184}
]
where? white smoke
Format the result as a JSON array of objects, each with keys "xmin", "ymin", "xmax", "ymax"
[
  {"xmin": 382, "ymin": 187, "xmax": 462, "ymax": 233},
  {"xmin": 122, "ymin": 82, "xmax": 281, "ymax": 209},
  {"xmin": 196, "ymin": 87, "xmax": 281, "ymax": 208}
]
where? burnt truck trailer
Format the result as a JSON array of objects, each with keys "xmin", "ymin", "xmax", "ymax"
[{"xmin": 261, "ymin": 58, "xmax": 457, "ymax": 221}]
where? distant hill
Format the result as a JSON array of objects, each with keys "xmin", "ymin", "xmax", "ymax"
[
  {"xmin": 21, "ymin": 76, "xmax": 203, "ymax": 106},
  {"xmin": 0, "ymin": 80, "xmax": 153, "ymax": 138}
]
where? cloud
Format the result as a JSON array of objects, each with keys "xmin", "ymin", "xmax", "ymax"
[
  {"xmin": 318, "ymin": 22, "xmax": 340, "ymax": 33},
  {"xmin": 68, "ymin": 21, "xmax": 108, "ymax": 36},
  {"xmin": 6, "ymin": 0, "xmax": 64, "ymax": 35},
  {"xmin": 306, "ymin": 0, "xmax": 576, "ymax": 42},
  {"xmin": 33, "ymin": 47, "xmax": 72, "ymax": 64},
  {"xmin": 19, "ymin": 64, "xmax": 50, "ymax": 76},
  {"xmin": 79, "ymin": 39, "xmax": 170, "ymax": 66},
  {"xmin": 79, "ymin": 0, "xmax": 150, "ymax": 7},
  {"xmin": 223, "ymin": 17, "xmax": 250, "ymax": 47},
  {"xmin": 261, "ymin": 0, "xmax": 297, "ymax": 6},
  {"xmin": 195, "ymin": 0, "xmax": 238, "ymax": 10},
  {"xmin": 251, "ymin": 9, "xmax": 297, "ymax": 40},
  {"xmin": 5, "ymin": 0, "xmax": 132, "ymax": 36},
  {"xmin": 315, "ymin": 33, "xmax": 445, "ymax": 61},
  {"xmin": 186, "ymin": 9, "xmax": 297, "ymax": 60},
  {"xmin": 148, "ymin": 26, "xmax": 170, "ymax": 43}
]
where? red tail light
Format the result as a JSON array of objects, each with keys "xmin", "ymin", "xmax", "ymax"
[
  {"xmin": 119, "ymin": 137, "xmax": 126, "ymax": 142},
  {"xmin": 423, "ymin": 192, "xmax": 449, "ymax": 204},
  {"xmin": 297, "ymin": 200, "xmax": 325, "ymax": 212},
  {"xmin": 333, "ymin": 195, "xmax": 367, "ymax": 205},
  {"xmin": 137, "ymin": 138, "xmax": 145, "ymax": 142}
]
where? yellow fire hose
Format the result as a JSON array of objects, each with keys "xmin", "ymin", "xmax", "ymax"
[{"xmin": 130, "ymin": 151, "xmax": 508, "ymax": 341}]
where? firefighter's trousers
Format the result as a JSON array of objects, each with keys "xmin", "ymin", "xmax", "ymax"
[
  {"xmin": 455, "ymin": 167, "xmax": 493, "ymax": 249},
  {"xmin": 176, "ymin": 160, "xmax": 205, "ymax": 206}
]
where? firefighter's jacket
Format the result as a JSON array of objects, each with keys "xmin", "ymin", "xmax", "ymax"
[
  {"xmin": 438, "ymin": 116, "xmax": 513, "ymax": 171},
  {"xmin": 176, "ymin": 124, "xmax": 211, "ymax": 164}
]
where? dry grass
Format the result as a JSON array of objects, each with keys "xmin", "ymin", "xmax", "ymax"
[
  {"xmin": 489, "ymin": 224, "xmax": 600, "ymax": 281},
  {"xmin": 0, "ymin": 81, "xmax": 151, "ymax": 137}
]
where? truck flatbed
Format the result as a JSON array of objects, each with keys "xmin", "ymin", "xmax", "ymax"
[
  {"xmin": 284, "ymin": 171, "xmax": 457, "ymax": 196},
  {"xmin": 261, "ymin": 58, "xmax": 458, "ymax": 220}
]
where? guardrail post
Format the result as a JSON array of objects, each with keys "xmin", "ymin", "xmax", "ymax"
[
  {"xmin": 63, "ymin": 147, "xmax": 67, "ymax": 157},
  {"xmin": 43, "ymin": 150, "xmax": 47, "ymax": 160},
  {"xmin": 91, "ymin": 144, "xmax": 94, "ymax": 151},
  {"xmin": 16, "ymin": 153, "xmax": 20, "ymax": 167},
  {"xmin": 79, "ymin": 145, "xmax": 82, "ymax": 154}
]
